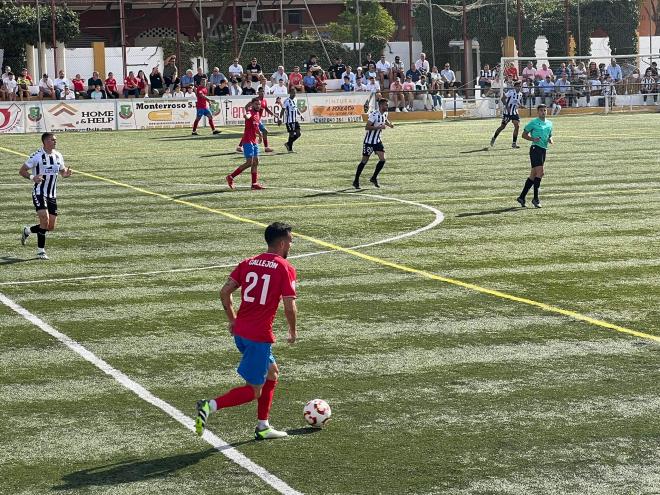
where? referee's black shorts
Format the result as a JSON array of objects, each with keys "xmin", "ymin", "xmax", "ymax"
[
  {"xmin": 286, "ymin": 122, "xmax": 300, "ymax": 133},
  {"xmin": 529, "ymin": 145, "xmax": 546, "ymax": 168}
]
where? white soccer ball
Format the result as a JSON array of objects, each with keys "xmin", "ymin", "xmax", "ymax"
[{"xmin": 303, "ymin": 399, "xmax": 331, "ymax": 428}]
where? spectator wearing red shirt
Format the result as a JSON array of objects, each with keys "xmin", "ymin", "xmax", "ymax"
[
  {"xmin": 105, "ymin": 72, "xmax": 119, "ymax": 99},
  {"xmin": 71, "ymin": 74, "xmax": 85, "ymax": 97},
  {"xmin": 504, "ymin": 62, "xmax": 519, "ymax": 81},
  {"xmin": 288, "ymin": 66, "xmax": 303, "ymax": 92},
  {"xmin": 315, "ymin": 69, "xmax": 328, "ymax": 93},
  {"xmin": 123, "ymin": 71, "xmax": 139, "ymax": 98},
  {"xmin": 136, "ymin": 70, "xmax": 149, "ymax": 96},
  {"xmin": 195, "ymin": 222, "xmax": 297, "ymax": 441}
]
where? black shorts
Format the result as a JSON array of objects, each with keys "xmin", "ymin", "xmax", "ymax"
[
  {"xmin": 529, "ymin": 145, "xmax": 546, "ymax": 168},
  {"xmin": 501, "ymin": 113, "xmax": 520, "ymax": 125},
  {"xmin": 286, "ymin": 122, "xmax": 301, "ymax": 133},
  {"xmin": 363, "ymin": 142, "xmax": 385, "ymax": 157},
  {"xmin": 33, "ymin": 193, "xmax": 58, "ymax": 215}
]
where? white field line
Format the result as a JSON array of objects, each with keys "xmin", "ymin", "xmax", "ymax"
[
  {"xmin": 1, "ymin": 188, "xmax": 444, "ymax": 286},
  {"xmin": 0, "ymin": 292, "xmax": 303, "ymax": 495}
]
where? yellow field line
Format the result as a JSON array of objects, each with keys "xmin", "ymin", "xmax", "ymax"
[{"xmin": 2, "ymin": 145, "xmax": 657, "ymax": 344}]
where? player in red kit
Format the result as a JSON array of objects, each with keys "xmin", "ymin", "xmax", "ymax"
[
  {"xmin": 195, "ymin": 222, "xmax": 297, "ymax": 440},
  {"xmin": 236, "ymin": 86, "xmax": 275, "ymax": 153},
  {"xmin": 225, "ymin": 97, "xmax": 265, "ymax": 190},
  {"xmin": 191, "ymin": 76, "xmax": 220, "ymax": 136}
]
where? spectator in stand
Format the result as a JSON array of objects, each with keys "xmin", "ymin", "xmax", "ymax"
[
  {"xmin": 340, "ymin": 65, "xmax": 356, "ymax": 85},
  {"xmin": 16, "ymin": 71, "xmax": 31, "ymax": 101},
  {"xmin": 606, "ymin": 58, "xmax": 622, "ymax": 82},
  {"xmin": 389, "ymin": 76, "xmax": 405, "ymax": 112},
  {"xmin": 137, "ymin": 70, "xmax": 149, "ymax": 97},
  {"xmin": 355, "ymin": 78, "xmax": 368, "ymax": 92},
  {"xmin": 53, "ymin": 70, "xmax": 71, "ymax": 100},
  {"xmin": 162, "ymin": 87, "xmax": 173, "ymax": 98},
  {"xmin": 536, "ymin": 63, "xmax": 554, "ymax": 81},
  {"xmin": 554, "ymin": 73, "xmax": 573, "ymax": 106},
  {"xmin": 598, "ymin": 63, "xmax": 607, "ymax": 80},
  {"xmin": 209, "ymin": 67, "xmax": 227, "ymax": 95},
  {"xmin": 217, "ymin": 79, "xmax": 230, "ymax": 96},
  {"xmin": 362, "ymin": 53, "xmax": 375, "ymax": 73},
  {"xmin": 538, "ymin": 75, "xmax": 555, "ymax": 105},
  {"xmin": 271, "ymin": 78, "xmax": 288, "ymax": 96},
  {"xmin": 304, "ymin": 54, "xmax": 320, "ymax": 73},
  {"xmin": 246, "ymin": 58, "xmax": 262, "ymax": 83},
  {"xmin": 71, "ymin": 74, "xmax": 85, "ymax": 98},
  {"xmin": 641, "ymin": 68, "xmax": 657, "ymax": 104},
  {"xmin": 626, "ymin": 68, "xmax": 641, "ymax": 93},
  {"xmin": 415, "ymin": 74, "xmax": 432, "ymax": 111},
  {"xmin": 230, "ymin": 79, "xmax": 243, "ymax": 96},
  {"xmin": 185, "ymin": 86, "xmax": 196, "ymax": 99},
  {"xmin": 391, "ymin": 56, "xmax": 405, "ymax": 81},
  {"xmin": 288, "ymin": 66, "xmax": 304, "ymax": 92},
  {"xmin": 402, "ymin": 75, "xmax": 416, "ymax": 111},
  {"xmin": 20, "ymin": 68, "xmax": 34, "ymax": 85},
  {"xmin": 365, "ymin": 75, "xmax": 380, "ymax": 93},
  {"xmin": 0, "ymin": 67, "xmax": 10, "ymax": 100},
  {"xmin": 479, "ymin": 64, "xmax": 494, "ymax": 93},
  {"xmin": 440, "ymin": 63, "xmax": 457, "ymax": 96},
  {"xmin": 365, "ymin": 63, "xmax": 378, "ymax": 82},
  {"xmin": 270, "ymin": 66, "xmax": 288, "ymax": 86},
  {"xmin": 314, "ymin": 69, "xmax": 327, "ymax": 93},
  {"xmin": 90, "ymin": 84, "xmax": 106, "ymax": 100},
  {"xmin": 328, "ymin": 57, "xmax": 346, "ymax": 79},
  {"xmin": 193, "ymin": 67, "xmax": 207, "ymax": 87},
  {"xmin": 375, "ymin": 54, "xmax": 391, "ymax": 88},
  {"xmin": 123, "ymin": 71, "xmax": 140, "ymax": 98},
  {"xmin": 228, "ymin": 58, "xmax": 243, "ymax": 81},
  {"xmin": 303, "ymin": 69, "xmax": 317, "ymax": 93},
  {"xmin": 3, "ymin": 72, "xmax": 17, "ymax": 101},
  {"xmin": 522, "ymin": 61, "xmax": 537, "ymax": 82},
  {"xmin": 428, "ymin": 65, "xmax": 441, "ymax": 84},
  {"xmin": 521, "ymin": 77, "xmax": 533, "ymax": 106},
  {"xmin": 504, "ymin": 61, "xmax": 519, "ymax": 81},
  {"xmin": 38, "ymin": 73, "xmax": 55, "ymax": 100},
  {"xmin": 105, "ymin": 72, "xmax": 119, "ymax": 99},
  {"xmin": 163, "ymin": 54, "xmax": 179, "ymax": 89},
  {"xmin": 180, "ymin": 69, "xmax": 195, "ymax": 89},
  {"xmin": 429, "ymin": 78, "xmax": 442, "ymax": 111},
  {"xmin": 149, "ymin": 66, "xmax": 164, "ymax": 96},
  {"xmin": 415, "ymin": 52, "xmax": 430, "ymax": 75},
  {"xmin": 87, "ymin": 71, "xmax": 103, "ymax": 98},
  {"xmin": 257, "ymin": 74, "xmax": 270, "ymax": 93},
  {"xmin": 341, "ymin": 75, "xmax": 354, "ymax": 92},
  {"xmin": 649, "ymin": 61, "xmax": 658, "ymax": 77},
  {"xmin": 241, "ymin": 78, "xmax": 254, "ymax": 95},
  {"xmin": 355, "ymin": 67, "xmax": 366, "ymax": 85},
  {"xmin": 172, "ymin": 84, "xmax": 185, "ymax": 98},
  {"xmin": 405, "ymin": 64, "xmax": 421, "ymax": 83},
  {"xmin": 586, "ymin": 62, "xmax": 601, "ymax": 104},
  {"xmin": 61, "ymin": 86, "xmax": 75, "ymax": 100},
  {"xmin": 555, "ymin": 62, "xmax": 570, "ymax": 79}
]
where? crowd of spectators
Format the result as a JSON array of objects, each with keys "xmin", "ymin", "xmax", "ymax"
[{"xmin": 478, "ymin": 58, "xmax": 659, "ymax": 108}]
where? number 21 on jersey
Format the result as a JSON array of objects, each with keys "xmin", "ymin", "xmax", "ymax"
[{"xmin": 243, "ymin": 272, "xmax": 271, "ymax": 305}]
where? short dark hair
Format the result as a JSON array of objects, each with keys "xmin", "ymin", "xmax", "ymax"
[
  {"xmin": 41, "ymin": 132, "xmax": 54, "ymax": 143},
  {"xmin": 537, "ymin": 104, "xmax": 547, "ymax": 110},
  {"xmin": 265, "ymin": 222, "xmax": 292, "ymax": 246},
  {"xmin": 378, "ymin": 98, "xmax": 388, "ymax": 105}
]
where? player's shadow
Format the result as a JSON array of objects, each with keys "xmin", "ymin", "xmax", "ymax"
[
  {"xmin": 286, "ymin": 426, "xmax": 323, "ymax": 436},
  {"xmin": 199, "ymin": 151, "xmax": 242, "ymax": 157},
  {"xmin": 0, "ymin": 256, "xmax": 36, "ymax": 265},
  {"xmin": 456, "ymin": 206, "xmax": 520, "ymax": 217},
  {"xmin": 52, "ymin": 448, "xmax": 218, "ymax": 490},
  {"xmin": 172, "ymin": 189, "xmax": 232, "ymax": 199},
  {"xmin": 151, "ymin": 134, "xmax": 235, "ymax": 141},
  {"xmin": 302, "ymin": 188, "xmax": 355, "ymax": 198},
  {"xmin": 459, "ymin": 147, "xmax": 490, "ymax": 154}
]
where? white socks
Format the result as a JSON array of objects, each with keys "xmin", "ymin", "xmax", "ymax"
[
  {"xmin": 209, "ymin": 399, "xmax": 218, "ymax": 413},
  {"xmin": 257, "ymin": 419, "xmax": 269, "ymax": 430}
]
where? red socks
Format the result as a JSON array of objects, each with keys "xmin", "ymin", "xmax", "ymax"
[
  {"xmin": 214, "ymin": 385, "xmax": 255, "ymax": 409},
  {"xmin": 230, "ymin": 167, "xmax": 243, "ymax": 178},
  {"xmin": 251, "ymin": 171, "xmax": 258, "ymax": 184},
  {"xmin": 263, "ymin": 135, "xmax": 269, "ymax": 147},
  {"xmin": 192, "ymin": 119, "xmax": 200, "ymax": 132},
  {"xmin": 257, "ymin": 379, "xmax": 277, "ymax": 421},
  {"xmin": 209, "ymin": 118, "xmax": 215, "ymax": 131}
]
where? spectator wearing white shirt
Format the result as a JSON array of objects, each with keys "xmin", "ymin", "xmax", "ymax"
[
  {"xmin": 172, "ymin": 84, "xmax": 185, "ymax": 98},
  {"xmin": 415, "ymin": 75, "xmax": 433, "ymax": 111},
  {"xmin": 340, "ymin": 66, "xmax": 356, "ymax": 85},
  {"xmin": 39, "ymin": 74, "xmax": 55, "ymax": 99},
  {"xmin": 375, "ymin": 55, "xmax": 391, "ymax": 88},
  {"xmin": 53, "ymin": 70, "xmax": 71, "ymax": 99},
  {"xmin": 271, "ymin": 78, "xmax": 288, "ymax": 96},
  {"xmin": 270, "ymin": 66, "xmax": 288, "ymax": 86},
  {"xmin": 61, "ymin": 87, "xmax": 76, "ymax": 100},
  {"xmin": 3, "ymin": 72, "xmax": 17, "ymax": 100},
  {"xmin": 365, "ymin": 76, "xmax": 380, "ymax": 93},
  {"xmin": 229, "ymin": 79, "xmax": 242, "ymax": 96},
  {"xmin": 162, "ymin": 87, "xmax": 173, "ymax": 98},
  {"xmin": 185, "ymin": 86, "xmax": 196, "ymax": 99},
  {"xmin": 415, "ymin": 53, "xmax": 430, "ymax": 75},
  {"xmin": 355, "ymin": 78, "xmax": 368, "ymax": 92},
  {"xmin": 440, "ymin": 63, "xmax": 457, "ymax": 96},
  {"xmin": 391, "ymin": 56, "xmax": 405, "ymax": 81},
  {"xmin": 228, "ymin": 59, "xmax": 244, "ymax": 81}
]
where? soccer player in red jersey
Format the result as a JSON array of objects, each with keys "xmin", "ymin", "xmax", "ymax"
[
  {"xmin": 226, "ymin": 97, "xmax": 265, "ymax": 190},
  {"xmin": 195, "ymin": 222, "xmax": 297, "ymax": 440},
  {"xmin": 191, "ymin": 76, "xmax": 220, "ymax": 136},
  {"xmin": 236, "ymin": 86, "xmax": 275, "ymax": 153}
]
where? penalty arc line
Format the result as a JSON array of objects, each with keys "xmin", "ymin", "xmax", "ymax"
[
  {"xmin": 1, "ymin": 145, "xmax": 658, "ymax": 345},
  {"xmin": 0, "ymin": 292, "xmax": 303, "ymax": 495}
]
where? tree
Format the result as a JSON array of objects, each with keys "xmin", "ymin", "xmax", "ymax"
[{"xmin": 327, "ymin": 0, "xmax": 395, "ymax": 58}]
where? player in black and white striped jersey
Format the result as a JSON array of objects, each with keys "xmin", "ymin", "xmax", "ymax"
[
  {"xmin": 279, "ymin": 87, "xmax": 304, "ymax": 152},
  {"xmin": 19, "ymin": 132, "xmax": 72, "ymax": 260},
  {"xmin": 490, "ymin": 80, "xmax": 523, "ymax": 149},
  {"xmin": 353, "ymin": 98, "xmax": 393, "ymax": 189}
]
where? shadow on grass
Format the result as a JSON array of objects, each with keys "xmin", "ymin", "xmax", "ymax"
[
  {"xmin": 151, "ymin": 134, "xmax": 234, "ymax": 141},
  {"xmin": 456, "ymin": 206, "xmax": 520, "ymax": 218},
  {"xmin": 171, "ymin": 189, "xmax": 232, "ymax": 199},
  {"xmin": 286, "ymin": 426, "xmax": 323, "ymax": 436},
  {"xmin": 459, "ymin": 147, "xmax": 491, "ymax": 154},
  {"xmin": 0, "ymin": 256, "xmax": 36, "ymax": 265},
  {"xmin": 302, "ymin": 188, "xmax": 356, "ymax": 198},
  {"xmin": 52, "ymin": 448, "xmax": 218, "ymax": 489}
]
